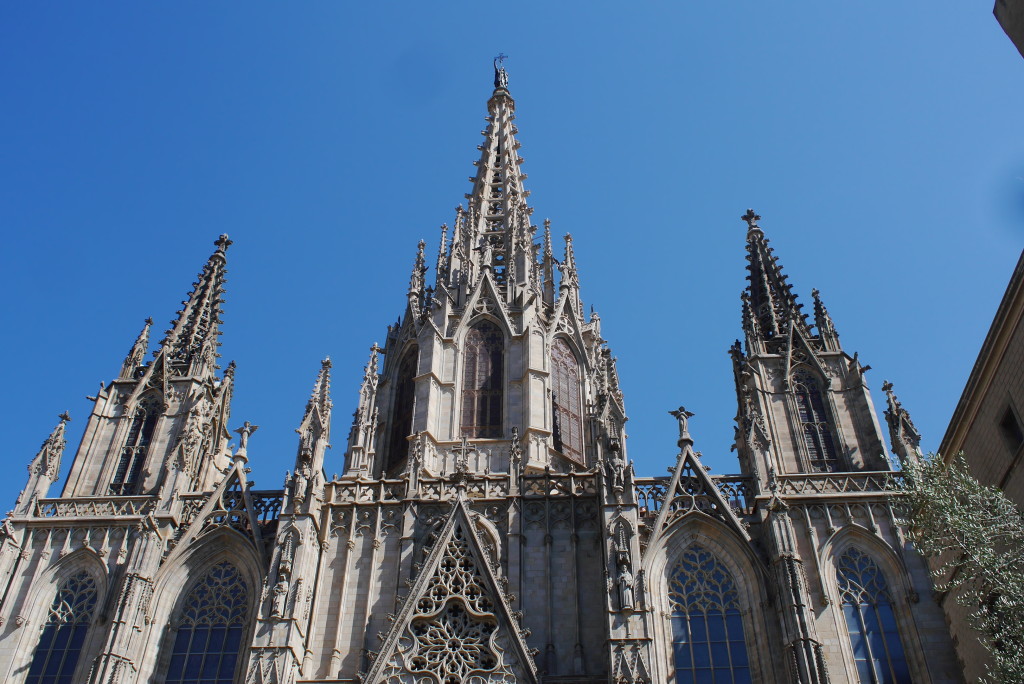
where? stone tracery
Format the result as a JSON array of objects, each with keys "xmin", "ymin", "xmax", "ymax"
[{"xmin": 378, "ymin": 518, "xmax": 529, "ymax": 684}]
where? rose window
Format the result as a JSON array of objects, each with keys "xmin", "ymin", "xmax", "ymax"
[{"xmin": 409, "ymin": 601, "xmax": 499, "ymax": 683}]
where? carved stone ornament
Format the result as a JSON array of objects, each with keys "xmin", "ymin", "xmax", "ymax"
[{"xmin": 369, "ymin": 502, "xmax": 537, "ymax": 684}]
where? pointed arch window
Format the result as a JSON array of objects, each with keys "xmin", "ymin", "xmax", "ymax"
[
  {"xmin": 386, "ymin": 346, "xmax": 419, "ymax": 475},
  {"xmin": 461, "ymin": 321, "xmax": 503, "ymax": 439},
  {"xmin": 551, "ymin": 338, "xmax": 584, "ymax": 465},
  {"xmin": 668, "ymin": 546, "xmax": 751, "ymax": 684},
  {"xmin": 164, "ymin": 561, "xmax": 250, "ymax": 684},
  {"xmin": 111, "ymin": 393, "xmax": 162, "ymax": 495},
  {"xmin": 793, "ymin": 369, "xmax": 840, "ymax": 472},
  {"xmin": 26, "ymin": 572, "xmax": 98, "ymax": 684},
  {"xmin": 836, "ymin": 547, "xmax": 911, "ymax": 684}
]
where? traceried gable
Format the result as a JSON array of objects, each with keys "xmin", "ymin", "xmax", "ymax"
[{"xmin": 369, "ymin": 501, "xmax": 537, "ymax": 684}]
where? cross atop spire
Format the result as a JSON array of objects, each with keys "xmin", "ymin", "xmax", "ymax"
[{"xmin": 741, "ymin": 208, "xmax": 761, "ymax": 231}]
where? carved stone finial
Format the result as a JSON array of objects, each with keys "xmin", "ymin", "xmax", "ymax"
[
  {"xmin": 58, "ymin": 411, "xmax": 71, "ymax": 424},
  {"xmin": 215, "ymin": 233, "xmax": 233, "ymax": 252},
  {"xmin": 741, "ymin": 208, "xmax": 761, "ymax": 230}
]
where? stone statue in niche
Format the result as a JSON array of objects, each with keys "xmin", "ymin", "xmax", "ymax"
[
  {"xmin": 605, "ymin": 438, "xmax": 625, "ymax": 494},
  {"xmin": 271, "ymin": 579, "xmax": 289, "ymax": 618},
  {"xmin": 616, "ymin": 551, "xmax": 635, "ymax": 612},
  {"xmin": 293, "ymin": 463, "xmax": 310, "ymax": 504}
]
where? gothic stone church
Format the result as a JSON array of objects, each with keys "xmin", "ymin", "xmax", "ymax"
[{"xmin": 0, "ymin": 67, "xmax": 964, "ymax": 684}]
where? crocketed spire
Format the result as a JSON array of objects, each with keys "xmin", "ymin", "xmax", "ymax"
[
  {"xmin": 741, "ymin": 210, "xmax": 809, "ymax": 344},
  {"xmin": 438, "ymin": 60, "xmax": 538, "ymax": 304},
  {"xmin": 159, "ymin": 234, "xmax": 231, "ymax": 376},
  {"xmin": 119, "ymin": 317, "xmax": 153, "ymax": 379}
]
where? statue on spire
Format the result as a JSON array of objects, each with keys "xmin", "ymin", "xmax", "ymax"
[{"xmin": 493, "ymin": 53, "xmax": 509, "ymax": 90}]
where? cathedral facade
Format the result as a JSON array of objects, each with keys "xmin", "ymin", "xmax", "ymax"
[{"xmin": 0, "ymin": 66, "xmax": 964, "ymax": 684}]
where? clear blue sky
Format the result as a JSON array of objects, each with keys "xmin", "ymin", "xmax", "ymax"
[{"xmin": 2, "ymin": 3, "xmax": 1023, "ymax": 504}]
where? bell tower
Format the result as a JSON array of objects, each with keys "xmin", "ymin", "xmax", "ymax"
[
  {"xmin": 730, "ymin": 209, "xmax": 890, "ymax": 485},
  {"xmin": 341, "ymin": 61, "xmax": 627, "ymax": 480}
]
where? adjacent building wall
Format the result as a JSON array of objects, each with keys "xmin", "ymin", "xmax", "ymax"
[{"xmin": 939, "ymin": 248, "xmax": 1024, "ymax": 680}]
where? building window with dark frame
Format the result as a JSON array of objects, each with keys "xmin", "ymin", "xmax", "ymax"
[
  {"xmin": 111, "ymin": 393, "xmax": 162, "ymax": 495},
  {"xmin": 551, "ymin": 338, "xmax": 584, "ymax": 465},
  {"xmin": 26, "ymin": 571, "xmax": 98, "ymax": 684},
  {"xmin": 385, "ymin": 346, "xmax": 419, "ymax": 475},
  {"xmin": 999, "ymin": 405, "xmax": 1024, "ymax": 454},
  {"xmin": 164, "ymin": 561, "xmax": 250, "ymax": 684},
  {"xmin": 669, "ymin": 546, "xmax": 752, "ymax": 684},
  {"xmin": 836, "ymin": 547, "xmax": 911, "ymax": 684},
  {"xmin": 793, "ymin": 369, "xmax": 840, "ymax": 472},
  {"xmin": 461, "ymin": 321, "xmax": 503, "ymax": 439}
]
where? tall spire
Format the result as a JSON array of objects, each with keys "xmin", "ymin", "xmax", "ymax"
[
  {"xmin": 811, "ymin": 288, "xmax": 840, "ymax": 351},
  {"xmin": 542, "ymin": 219, "xmax": 555, "ymax": 305},
  {"xmin": 160, "ymin": 234, "xmax": 231, "ymax": 375},
  {"xmin": 299, "ymin": 357, "xmax": 333, "ymax": 432},
  {"xmin": 343, "ymin": 344, "xmax": 381, "ymax": 475},
  {"xmin": 119, "ymin": 317, "xmax": 153, "ymax": 379},
  {"xmin": 882, "ymin": 380, "xmax": 922, "ymax": 469},
  {"xmin": 16, "ymin": 412, "xmax": 70, "ymax": 513},
  {"xmin": 31, "ymin": 412, "xmax": 70, "ymax": 481},
  {"xmin": 438, "ymin": 59, "xmax": 536, "ymax": 302},
  {"xmin": 292, "ymin": 358, "xmax": 333, "ymax": 506},
  {"xmin": 741, "ymin": 209, "xmax": 809, "ymax": 344},
  {"xmin": 408, "ymin": 240, "xmax": 428, "ymax": 318}
]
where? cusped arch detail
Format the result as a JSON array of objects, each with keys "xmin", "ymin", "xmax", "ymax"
[
  {"xmin": 642, "ymin": 515, "xmax": 777, "ymax": 684},
  {"xmin": 817, "ymin": 525, "xmax": 911, "ymax": 599},
  {"xmin": 10, "ymin": 548, "xmax": 108, "ymax": 684},
  {"xmin": 139, "ymin": 527, "xmax": 262, "ymax": 684},
  {"xmin": 459, "ymin": 318, "xmax": 506, "ymax": 440},
  {"xmin": 819, "ymin": 529, "xmax": 926, "ymax": 684}
]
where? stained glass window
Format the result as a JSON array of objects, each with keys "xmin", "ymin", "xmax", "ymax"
[
  {"xmin": 26, "ymin": 572, "xmax": 98, "ymax": 684},
  {"xmin": 836, "ymin": 547, "xmax": 911, "ymax": 684},
  {"xmin": 551, "ymin": 338, "xmax": 584, "ymax": 465},
  {"xmin": 793, "ymin": 370, "xmax": 839, "ymax": 472},
  {"xmin": 669, "ymin": 546, "xmax": 751, "ymax": 684},
  {"xmin": 461, "ymin": 321, "xmax": 503, "ymax": 439},
  {"xmin": 165, "ymin": 561, "xmax": 250, "ymax": 684},
  {"xmin": 386, "ymin": 346, "xmax": 419, "ymax": 475},
  {"xmin": 111, "ymin": 393, "xmax": 161, "ymax": 495}
]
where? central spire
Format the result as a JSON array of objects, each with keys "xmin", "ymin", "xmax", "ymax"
[{"xmin": 439, "ymin": 60, "xmax": 537, "ymax": 303}]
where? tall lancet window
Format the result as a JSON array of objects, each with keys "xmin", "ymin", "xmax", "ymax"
[
  {"xmin": 669, "ymin": 546, "xmax": 751, "ymax": 684},
  {"xmin": 111, "ymin": 393, "xmax": 161, "ymax": 495},
  {"xmin": 385, "ymin": 346, "xmax": 419, "ymax": 475},
  {"xmin": 836, "ymin": 548, "xmax": 911, "ymax": 684},
  {"xmin": 461, "ymin": 320, "xmax": 504, "ymax": 439},
  {"xmin": 165, "ymin": 561, "xmax": 250, "ymax": 684},
  {"xmin": 26, "ymin": 572, "xmax": 98, "ymax": 684},
  {"xmin": 551, "ymin": 338, "xmax": 584, "ymax": 465},
  {"xmin": 793, "ymin": 369, "xmax": 840, "ymax": 472}
]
